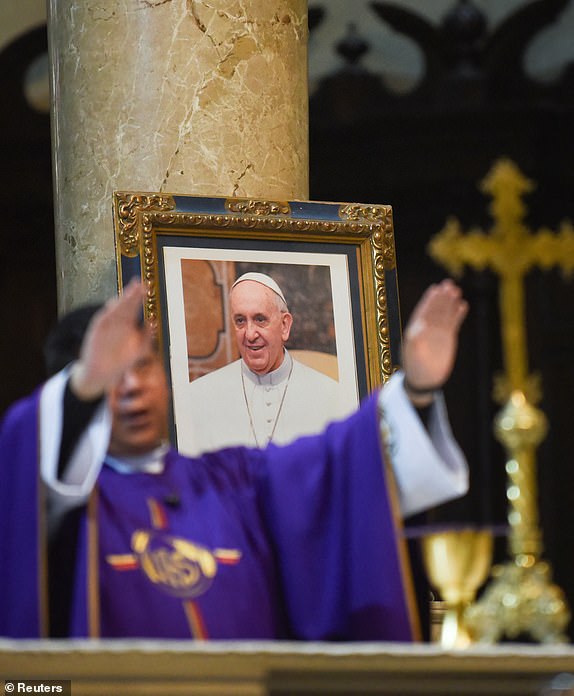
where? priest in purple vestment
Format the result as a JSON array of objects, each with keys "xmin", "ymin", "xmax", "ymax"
[{"xmin": 0, "ymin": 279, "xmax": 469, "ymax": 640}]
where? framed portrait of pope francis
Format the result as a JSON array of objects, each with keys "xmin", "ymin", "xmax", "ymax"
[{"xmin": 113, "ymin": 192, "xmax": 402, "ymax": 457}]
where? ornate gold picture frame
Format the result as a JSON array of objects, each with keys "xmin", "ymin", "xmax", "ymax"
[{"xmin": 113, "ymin": 192, "xmax": 401, "ymax": 452}]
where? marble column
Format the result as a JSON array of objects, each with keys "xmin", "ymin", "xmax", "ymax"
[{"xmin": 48, "ymin": 0, "xmax": 309, "ymax": 310}]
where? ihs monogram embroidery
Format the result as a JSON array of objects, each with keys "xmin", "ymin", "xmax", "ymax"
[{"xmin": 106, "ymin": 498, "xmax": 241, "ymax": 600}]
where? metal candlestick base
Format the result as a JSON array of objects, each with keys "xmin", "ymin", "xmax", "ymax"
[
  {"xmin": 466, "ymin": 559, "xmax": 570, "ymax": 644},
  {"xmin": 466, "ymin": 392, "xmax": 570, "ymax": 644}
]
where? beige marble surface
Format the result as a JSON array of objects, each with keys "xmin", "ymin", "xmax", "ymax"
[
  {"xmin": 48, "ymin": 0, "xmax": 308, "ymax": 310},
  {"xmin": 2, "ymin": 640, "xmax": 574, "ymax": 696}
]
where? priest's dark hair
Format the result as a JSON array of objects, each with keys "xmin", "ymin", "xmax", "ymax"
[{"xmin": 43, "ymin": 304, "xmax": 102, "ymax": 377}]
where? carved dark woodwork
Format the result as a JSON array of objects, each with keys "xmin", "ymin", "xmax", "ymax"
[
  {"xmin": 370, "ymin": 0, "xmax": 573, "ymax": 106},
  {"xmin": 310, "ymin": 0, "xmax": 574, "ymax": 639},
  {"xmin": 308, "ymin": 6, "xmax": 325, "ymax": 33},
  {"xmin": 0, "ymin": 25, "xmax": 57, "ymax": 416}
]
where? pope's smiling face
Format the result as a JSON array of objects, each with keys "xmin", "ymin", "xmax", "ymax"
[{"xmin": 230, "ymin": 280, "xmax": 293, "ymax": 375}]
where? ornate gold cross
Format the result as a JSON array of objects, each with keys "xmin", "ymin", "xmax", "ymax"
[
  {"xmin": 429, "ymin": 158, "xmax": 574, "ymax": 400},
  {"xmin": 428, "ymin": 158, "xmax": 573, "ymax": 644}
]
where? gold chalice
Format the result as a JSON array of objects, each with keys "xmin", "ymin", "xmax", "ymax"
[{"xmin": 421, "ymin": 528, "xmax": 493, "ymax": 649}]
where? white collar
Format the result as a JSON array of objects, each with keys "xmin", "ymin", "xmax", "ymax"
[
  {"xmin": 241, "ymin": 349, "xmax": 293, "ymax": 387},
  {"xmin": 104, "ymin": 443, "xmax": 169, "ymax": 474}
]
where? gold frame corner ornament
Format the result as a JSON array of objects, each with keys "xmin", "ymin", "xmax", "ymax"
[{"xmin": 113, "ymin": 192, "xmax": 176, "ymax": 259}]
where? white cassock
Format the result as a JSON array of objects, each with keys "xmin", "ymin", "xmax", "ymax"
[{"xmin": 178, "ymin": 350, "xmax": 356, "ymax": 457}]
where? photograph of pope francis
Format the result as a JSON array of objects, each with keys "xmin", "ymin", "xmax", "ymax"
[{"xmin": 163, "ymin": 254, "xmax": 362, "ymax": 457}]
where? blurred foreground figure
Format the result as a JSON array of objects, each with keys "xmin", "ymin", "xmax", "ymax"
[{"xmin": 0, "ymin": 279, "xmax": 469, "ymax": 640}]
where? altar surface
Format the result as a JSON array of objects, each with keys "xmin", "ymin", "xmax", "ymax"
[{"xmin": 2, "ymin": 640, "xmax": 574, "ymax": 695}]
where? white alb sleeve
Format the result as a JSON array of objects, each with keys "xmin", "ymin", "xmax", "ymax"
[
  {"xmin": 40, "ymin": 369, "xmax": 112, "ymax": 508},
  {"xmin": 378, "ymin": 371, "xmax": 469, "ymax": 518}
]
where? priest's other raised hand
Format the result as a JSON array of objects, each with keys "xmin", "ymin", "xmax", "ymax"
[{"xmin": 401, "ymin": 279, "xmax": 468, "ymax": 408}]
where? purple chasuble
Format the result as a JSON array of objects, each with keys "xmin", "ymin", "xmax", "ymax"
[
  {"xmin": 0, "ymin": 391, "xmax": 418, "ymax": 641},
  {"xmin": 0, "ymin": 390, "xmax": 45, "ymax": 637}
]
